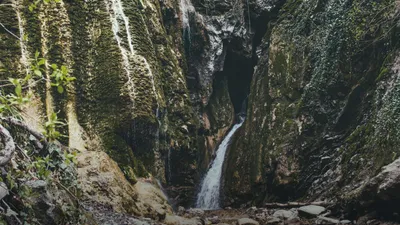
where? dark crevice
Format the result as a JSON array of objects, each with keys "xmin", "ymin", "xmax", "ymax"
[{"xmin": 223, "ymin": 49, "xmax": 254, "ymax": 113}]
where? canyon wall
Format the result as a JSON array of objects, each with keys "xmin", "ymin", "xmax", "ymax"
[
  {"xmin": 2, "ymin": 0, "xmax": 400, "ymax": 218},
  {"xmin": 223, "ymin": 0, "xmax": 400, "ymax": 217}
]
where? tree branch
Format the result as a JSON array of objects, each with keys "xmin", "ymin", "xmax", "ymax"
[{"xmin": 0, "ymin": 124, "xmax": 15, "ymax": 166}]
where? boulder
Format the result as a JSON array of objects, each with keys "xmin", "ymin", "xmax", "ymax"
[
  {"xmin": 237, "ymin": 218, "xmax": 260, "ymax": 225},
  {"xmin": 298, "ymin": 205, "xmax": 326, "ymax": 218}
]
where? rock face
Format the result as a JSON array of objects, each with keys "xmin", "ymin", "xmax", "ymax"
[
  {"xmin": 77, "ymin": 150, "xmax": 172, "ymax": 220},
  {"xmin": 2, "ymin": 0, "xmax": 400, "ymax": 221},
  {"xmin": 0, "ymin": 0, "xmax": 204, "ymax": 206},
  {"xmin": 223, "ymin": 0, "xmax": 400, "ymax": 212}
]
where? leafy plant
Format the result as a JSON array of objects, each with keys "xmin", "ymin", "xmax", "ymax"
[
  {"xmin": 50, "ymin": 64, "xmax": 76, "ymax": 94},
  {"xmin": 43, "ymin": 112, "xmax": 67, "ymax": 141}
]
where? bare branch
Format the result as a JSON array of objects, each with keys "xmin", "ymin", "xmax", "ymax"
[
  {"xmin": 0, "ymin": 22, "xmax": 21, "ymax": 41},
  {"xmin": 0, "ymin": 124, "xmax": 15, "ymax": 166},
  {"xmin": 264, "ymin": 201, "xmax": 332, "ymax": 208}
]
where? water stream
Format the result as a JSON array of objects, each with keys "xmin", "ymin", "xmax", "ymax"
[{"xmin": 196, "ymin": 117, "xmax": 245, "ymax": 209}]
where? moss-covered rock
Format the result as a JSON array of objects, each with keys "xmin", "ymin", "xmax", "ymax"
[{"xmin": 223, "ymin": 0, "xmax": 400, "ymax": 211}]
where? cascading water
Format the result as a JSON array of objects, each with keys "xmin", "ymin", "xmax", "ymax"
[
  {"xmin": 180, "ymin": 0, "xmax": 194, "ymax": 51},
  {"xmin": 196, "ymin": 117, "xmax": 245, "ymax": 209},
  {"xmin": 180, "ymin": 0, "xmax": 194, "ymax": 33}
]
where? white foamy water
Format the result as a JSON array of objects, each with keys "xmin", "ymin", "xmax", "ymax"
[
  {"xmin": 196, "ymin": 117, "xmax": 245, "ymax": 209},
  {"xmin": 180, "ymin": 0, "xmax": 194, "ymax": 30}
]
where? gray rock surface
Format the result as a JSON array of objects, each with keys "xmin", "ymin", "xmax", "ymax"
[
  {"xmin": 298, "ymin": 205, "xmax": 326, "ymax": 218},
  {"xmin": 237, "ymin": 218, "xmax": 260, "ymax": 225}
]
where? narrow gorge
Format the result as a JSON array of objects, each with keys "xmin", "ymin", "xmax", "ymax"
[{"xmin": 0, "ymin": 0, "xmax": 400, "ymax": 224}]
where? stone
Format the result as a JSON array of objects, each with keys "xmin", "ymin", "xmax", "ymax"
[
  {"xmin": 187, "ymin": 208, "xmax": 205, "ymax": 217},
  {"xmin": 266, "ymin": 217, "xmax": 281, "ymax": 224},
  {"xmin": 340, "ymin": 220, "xmax": 352, "ymax": 224},
  {"xmin": 164, "ymin": 215, "xmax": 202, "ymax": 225},
  {"xmin": 298, "ymin": 205, "xmax": 326, "ymax": 218},
  {"xmin": 155, "ymin": 208, "xmax": 166, "ymax": 221},
  {"xmin": 24, "ymin": 180, "xmax": 47, "ymax": 190},
  {"xmin": 178, "ymin": 206, "xmax": 186, "ymax": 215},
  {"xmin": 254, "ymin": 212, "xmax": 268, "ymax": 221},
  {"xmin": 317, "ymin": 216, "xmax": 340, "ymax": 224},
  {"xmin": 237, "ymin": 218, "xmax": 260, "ymax": 225},
  {"xmin": 273, "ymin": 209, "xmax": 297, "ymax": 220},
  {"xmin": 209, "ymin": 216, "xmax": 220, "ymax": 224},
  {"xmin": 0, "ymin": 182, "xmax": 8, "ymax": 200}
]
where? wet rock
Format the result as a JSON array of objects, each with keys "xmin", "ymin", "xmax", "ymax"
[
  {"xmin": 298, "ymin": 205, "xmax": 326, "ymax": 218},
  {"xmin": 340, "ymin": 220, "xmax": 352, "ymax": 224},
  {"xmin": 237, "ymin": 218, "xmax": 260, "ymax": 225}
]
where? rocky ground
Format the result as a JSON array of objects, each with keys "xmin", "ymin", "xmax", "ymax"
[{"xmin": 84, "ymin": 204, "xmax": 400, "ymax": 225}]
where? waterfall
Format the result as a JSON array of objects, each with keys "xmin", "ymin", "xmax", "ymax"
[
  {"xmin": 180, "ymin": 0, "xmax": 194, "ymax": 50},
  {"xmin": 196, "ymin": 117, "xmax": 245, "ymax": 209},
  {"xmin": 180, "ymin": 0, "xmax": 194, "ymax": 30}
]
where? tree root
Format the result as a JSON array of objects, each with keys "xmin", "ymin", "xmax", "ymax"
[
  {"xmin": 0, "ymin": 117, "xmax": 47, "ymax": 149},
  {"xmin": 0, "ymin": 124, "xmax": 15, "ymax": 166}
]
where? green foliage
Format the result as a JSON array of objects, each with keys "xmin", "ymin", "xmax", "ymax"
[
  {"xmin": 43, "ymin": 112, "xmax": 67, "ymax": 141},
  {"xmin": 349, "ymin": 0, "xmax": 399, "ymax": 42},
  {"xmin": 0, "ymin": 51, "xmax": 45, "ymax": 115},
  {"xmin": 0, "ymin": 51, "xmax": 74, "ymax": 117},
  {"xmin": 50, "ymin": 64, "xmax": 76, "ymax": 94},
  {"xmin": 29, "ymin": 0, "xmax": 61, "ymax": 12}
]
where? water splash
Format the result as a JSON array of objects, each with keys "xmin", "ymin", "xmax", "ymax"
[{"xmin": 196, "ymin": 117, "xmax": 245, "ymax": 209}]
